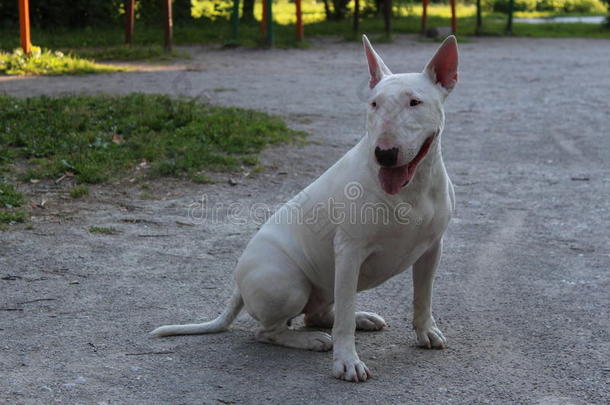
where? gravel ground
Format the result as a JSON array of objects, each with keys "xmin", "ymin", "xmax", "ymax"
[{"xmin": 1, "ymin": 36, "xmax": 609, "ymax": 404}]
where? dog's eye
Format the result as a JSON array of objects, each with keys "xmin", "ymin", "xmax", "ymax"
[
  {"xmin": 370, "ymin": 101, "xmax": 377, "ymax": 108},
  {"xmin": 409, "ymin": 99, "xmax": 422, "ymax": 107}
]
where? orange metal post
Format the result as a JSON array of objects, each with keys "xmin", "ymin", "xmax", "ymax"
[
  {"xmin": 450, "ymin": 0, "xmax": 457, "ymax": 34},
  {"xmin": 18, "ymin": 0, "xmax": 31, "ymax": 54},
  {"xmin": 261, "ymin": 0, "xmax": 268, "ymax": 35},
  {"xmin": 295, "ymin": 0, "xmax": 303, "ymax": 41},
  {"xmin": 421, "ymin": 0, "xmax": 428, "ymax": 35},
  {"xmin": 125, "ymin": 0, "xmax": 135, "ymax": 45}
]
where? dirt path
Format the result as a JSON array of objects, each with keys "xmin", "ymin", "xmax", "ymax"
[{"xmin": 1, "ymin": 36, "xmax": 609, "ymax": 404}]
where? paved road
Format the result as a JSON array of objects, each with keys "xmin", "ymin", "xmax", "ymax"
[{"xmin": 1, "ymin": 36, "xmax": 609, "ymax": 404}]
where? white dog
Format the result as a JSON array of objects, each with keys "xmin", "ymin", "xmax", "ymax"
[{"xmin": 152, "ymin": 35, "xmax": 459, "ymax": 382}]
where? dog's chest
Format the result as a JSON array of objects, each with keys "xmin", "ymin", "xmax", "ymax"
[{"xmin": 355, "ymin": 192, "xmax": 451, "ymax": 291}]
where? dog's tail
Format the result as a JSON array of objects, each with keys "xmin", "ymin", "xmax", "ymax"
[{"xmin": 150, "ymin": 288, "xmax": 243, "ymax": 337}]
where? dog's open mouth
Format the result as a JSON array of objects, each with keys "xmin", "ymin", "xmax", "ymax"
[{"xmin": 378, "ymin": 136, "xmax": 434, "ymax": 195}]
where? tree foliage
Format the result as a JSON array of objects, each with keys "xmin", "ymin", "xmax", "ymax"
[
  {"xmin": 0, "ymin": 0, "xmax": 193, "ymax": 29},
  {"xmin": 0, "ymin": 1, "xmax": 122, "ymax": 29}
]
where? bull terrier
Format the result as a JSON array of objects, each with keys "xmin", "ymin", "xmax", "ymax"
[{"xmin": 152, "ymin": 35, "xmax": 459, "ymax": 382}]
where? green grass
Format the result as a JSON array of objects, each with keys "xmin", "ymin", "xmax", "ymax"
[
  {"xmin": 67, "ymin": 45, "xmax": 190, "ymax": 61},
  {"xmin": 190, "ymin": 173, "xmax": 215, "ymax": 184},
  {"xmin": 69, "ymin": 185, "xmax": 89, "ymax": 198},
  {"xmin": 0, "ymin": 182, "xmax": 26, "ymax": 224},
  {"xmin": 0, "ymin": 183, "xmax": 24, "ymax": 207},
  {"xmin": 476, "ymin": 18, "xmax": 610, "ymax": 37},
  {"xmin": 0, "ymin": 94, "xmax": 306, "ymax": 184},
  {"xmin": 0, "ymin": 46, "xmax": 127, "ymax": 76},
  {"xmin": 89, "ymin": 226, "xmax": 120, "ymax": 234},
  {"xmin": 302, "ymin": 14, "xmax": 610, "ymax": 40},
  {"xmin": 138, "ymin": 191, "xmax": 156, "ymax": 200},
  {"xmin": 0, "ymin": 209, "xmax": 27, "ymax": 224}
]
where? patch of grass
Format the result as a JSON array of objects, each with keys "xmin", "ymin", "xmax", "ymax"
[
  {"xmin": 0, "ymin": 209, "xmax": 27, "ymax": 224},
  {"xmin": 0, "ymin": 183, "xmax": 24, "ymax": 208},
  {"xmin": 212, "ymin": 87, "xmax": 237, "ymax": 93},
  {"xmin": 67, "ymin": 45, "xmax": 190, "ymax": 61},
  {"xmin": 241, "ymin": 156, "xmax": 259, "ymax": 166},
  {"xmin": 69, "ymin": 185, "xmax": 89, "ymax": 198},
  {"xmin": 0, "ymin": 182, "xmax": 26, "ymax": 224},
  {"xmin": 138, "ymin": 191, "xmax": 156, "ymax": 200},
  {"xmin": 476, "ymin": 18, "xmax": 610, "ymax": 37},
  {"xmin": 252, "ymin": 164, "xmax": 266, "ymax": 174},
  {"xmin": 88, "ymin": 226, "xmax": 120, "ymax": 235},
  {"xmin": 0, "ymin": 94, "xmax": 306, "ymax": 184},
  {"xmin": 0, "ymin": 46, "xmax": 126, "ymax": 76},
  {"xmin": 302, "ymin": 14, "xmax": 610, "ymax": 39},
  {"xmin": 190, "ymin": 173, "xmax": 215, "ymax": 184}
]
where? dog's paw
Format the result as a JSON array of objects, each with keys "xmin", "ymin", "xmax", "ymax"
[
  {"xmin": 356, "ymin": 312, "xmax": 388, "ymax": 331},
  {"xmin": 413, "ymin": 318, "xmax": 447, "ymax": 349},
  {"xmin": 306, "ymin": 331, "xmax": 333, "ymax": 352},
  {"xmin": 333, "ymin": 355, "xmax": 371, "ymax": 382},
  {"xmin": 256, "ymin": 329, "xmax": 332, "ymax": 352}
]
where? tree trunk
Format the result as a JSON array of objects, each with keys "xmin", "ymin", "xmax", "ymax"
[
  {"xmin": 323, "ymin": 0, "xmax": 332, "ymax": 20},
  {"xmin": 383, "ymin": 0, "xmax": 392, "ymax": 37},
  {"xmin": 506, "ymin": 0, "xmax": 514, "ymax": 34},
  {"xmin": 375, "ymin": 0, "xmax": 382, "ymax": 17},
  {"xmin": 242, "ymin": 0, "xmax": 255, "ymax": 22},
  {"xmin": 353, "ymin": 0, "xmax": 360, "ymax": 34},
  {"xmin": 125, "ymin": 0, "xmax": 135, "ymax": 45},
  {"xmin": 331, "ymin": 0, "xmax": 349, "ymax": 20},
  {"xmin": 164, "ymin": 0, "xmax": 173, "ymax": 51},
  {"xmin": 476, "ymin": 0, "xmax": 482, "ymax": 34}
]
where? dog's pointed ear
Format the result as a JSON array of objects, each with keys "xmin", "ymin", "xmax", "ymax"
[
  {"xmin": 424, "ymin": 35, "xmax": 459, "ymax": 94},
  {"xmin": 363, "ymin": 35, "xmax": 392, "ymax": 89}
]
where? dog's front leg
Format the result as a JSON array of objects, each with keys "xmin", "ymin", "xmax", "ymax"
[
  {"xmin": 332, "ymin": 230, "xmax": 371, "ymax": 382},
  {"xmin": 412, "ymin": 239, "xmax": 447, "ymax": 349}
]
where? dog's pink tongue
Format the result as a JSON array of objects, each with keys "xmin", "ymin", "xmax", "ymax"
[{"xmin": 378, "ymin": 165, "xmax": 412, "ymax": 195}]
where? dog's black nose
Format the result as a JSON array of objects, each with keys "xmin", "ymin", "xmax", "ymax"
[{"xmin": 375, "ymin": 146, "xmax": 399, "ymax": 167}]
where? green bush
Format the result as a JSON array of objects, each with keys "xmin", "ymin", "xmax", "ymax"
[
  {"xmin": 537, "ymin": 0, "xmax": 560, "ymax": 10},
  {"xmin": 485, "ymin": 0, "xmax": 604, "ymax": 12},
  {"xmin": 487, "ymin": 0, "xmax": 538, "ymax": 13},
  {"xmin": 192, "ymin": 0, "xmax": 233, "ymax": 20},
  {"xmin": 557, "ymin": 0, "xmax": 604, "ymax": 12}
]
